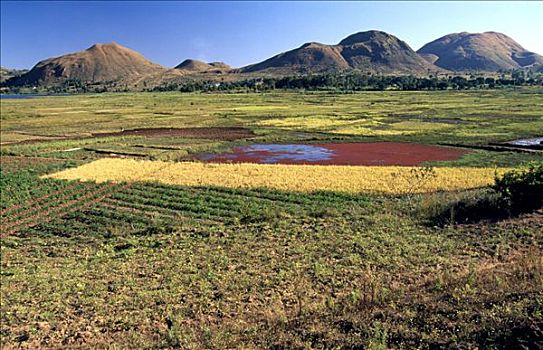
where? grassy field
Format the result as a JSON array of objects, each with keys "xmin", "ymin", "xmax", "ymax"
[
  {"xmin": 1, "ymin": 89, "xmax": 542, "ymax": 348},
  {"xmin": 2, "ymin": 89, "xmax": 543, "ymax": 165}
]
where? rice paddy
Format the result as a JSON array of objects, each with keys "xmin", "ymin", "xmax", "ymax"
[{"xmin": 45, "ymin": 158, "xmax": 509, "ymax": 195}]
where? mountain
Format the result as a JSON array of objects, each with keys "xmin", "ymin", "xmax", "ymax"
[
  {"xmin": 241, "ymin": 30, "xmax": 439, "ymax": 74},
  {"xmin": 417, "ymin": 31, "xmax": 543, "ymax": 71},
  {"xmin": 175, "ymin": 59, "xmax": 232, "ymax": 73},
  {"xmin": 241, "ymin": 42, "xmax": 349, "ymax": 73},
  {"xmin": 417, "ymin": 53, "xmax": 439, "ymax": 65},
  {"xmin": 338, "ymin": 31, "xmax": 438, "ymax": 73},
  {"xmin": 4, "ymin": 31, "xmax": 540, "ymax": 90},
  {"xmin": 5, "ymin": 42, "xmax": 165, "ymax": 86}
]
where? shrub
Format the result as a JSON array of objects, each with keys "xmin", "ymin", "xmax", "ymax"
[
  {"xmin": 420, "ymin": 189, "xmax": 507, "ymax": 226},
  {"xmin": 422, "ymin": 162, "xmax": 543, "ymax": 226},
  {"xmin": 493, "ymin": 162, "xmax": 543, "ymax": 214}
]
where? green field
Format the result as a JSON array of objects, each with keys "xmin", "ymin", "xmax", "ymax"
[
  {"xmin": 2, "ymin": 89, "xmax": 543, "ymax": 164},
  {"xmin": 1, "ymin": 89, "xmax": 542, "ymax": 348}
]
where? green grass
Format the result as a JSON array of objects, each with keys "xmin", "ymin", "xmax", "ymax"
[
  {"xmin": 1, "ymin": 156, "xmax": 541, "ymax": 348},
  {"xmin": 2, "ymin": 89, "xmax": 542, "ymax": 165},
  {"xmin": 1, "ymin": 90, "xmax": 542, "ymax": 348}
]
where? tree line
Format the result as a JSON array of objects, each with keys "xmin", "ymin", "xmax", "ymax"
[
  {"xmin": 2, "ymin": 70, "xmax": 542, "ymax": 94},
  {"xmin": 149, "ymin": 71, "xmax": 543, "ymax": 93}
]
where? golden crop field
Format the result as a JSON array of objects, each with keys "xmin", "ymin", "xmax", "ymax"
[{"xmin": 46, "ymin": 158, "xmax": 510, "ymax": 194}]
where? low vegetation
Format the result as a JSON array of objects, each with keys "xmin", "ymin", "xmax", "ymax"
[
  {"xmin": 494, "ymin": 161, "xmax": 543, "ymax": 214},
  {"xmin": 1, "ymin": 90, "xmax": 541, "ymax": 348},
  {"xmin": 420, "ymin": 163, "xmax": 543, "ymax": 226},
  {"xmin": 1, "ymin": 90, "xmax": 542, "ymax": 161},
  {"xmin": 2, "ymin": 156, "xmax": 542, "ymax": 348}
]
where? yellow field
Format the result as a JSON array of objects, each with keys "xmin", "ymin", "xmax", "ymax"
[
  {"xmin": 45, "ymin": 158, "xmax": 509, "ymax": 194},
  {"xmin": 257, "ymin": 116, "xmax": 455, "ymax": 136}
]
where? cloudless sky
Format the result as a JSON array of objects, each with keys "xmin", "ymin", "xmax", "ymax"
[{"xmin": 1, "ymin": 1, "xmax": 542, "ymax": 69}]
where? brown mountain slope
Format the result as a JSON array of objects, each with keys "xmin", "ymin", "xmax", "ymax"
[
  {"xmin": 241, "ymin": 30, "xmax": 439, "ymax": 74},
  {"xmin": 175, "ymin": 59, "xmax": 232, "ymax": 73},
  {"xmin": 6, "ymin": 42, "xmax": 165, "ymax": 86},
  {"xmin": 417, "ymin": 31, "xmax": 543, "ymax": 71},
  {"xmin": 241, "ymin": 42, "xmax": 349, "ymax": 73},
  {"xmin": 338, "ymin": 31, "xmax": 437, "ymax": 73}
]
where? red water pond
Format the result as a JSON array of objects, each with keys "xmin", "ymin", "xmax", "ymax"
[{"xmin": 197, "ymin": 142, "xmax": 469, "ymax": 166}]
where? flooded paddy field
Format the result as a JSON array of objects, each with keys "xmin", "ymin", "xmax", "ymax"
[
  {"xmin": 503, "ymin": 136, "xmax": 543, "ymax": 149},
  {"xmin": 197, "ymin": 142, "xmax": 469, "ymax": 165}
]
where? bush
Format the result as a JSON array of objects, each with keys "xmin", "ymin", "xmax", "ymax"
[
  {"xmin": 420, "ymin": 189, "xmax": 508, "ymax": 226},
  {"xmin": 421, "ymin": 162, "xmax": 543, "ymax": 226},
  {"xmin": 493, "ymin": 162, "xmax": 543, "ymax": 214}
]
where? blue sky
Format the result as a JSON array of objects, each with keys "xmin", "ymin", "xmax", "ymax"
[{"xmin": 1, "ymin": 1, "xmax": 542, "ymax": 69}]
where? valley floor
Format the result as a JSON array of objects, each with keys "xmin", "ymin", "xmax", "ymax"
[{"xmin": 1, "ymin": 89, "xmax": 542, "ymax": 348}]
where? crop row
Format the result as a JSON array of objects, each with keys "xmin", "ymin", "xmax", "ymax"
[
  {"xmin": 119, "ymin": 181, "xmax": 365, "ymax": 222},
  {"xmin": 55, "ymin": 179, "xmax": 339, "ymax": 229},
  {"xmin": 138, "ymin": 181, "xmax": 369, "ymax": 207},
  {"xmin": 109, "ymin": 188, "xmax": 243, "ymax": 223},
  {"xmin": 5, "ymin": 158, "xmax": 373, "ymax": 237},
  {"xmin": 1, "ymin": 181, "xmax": 86, "ymax": 217},
  {"xmin": 128, "ymin": 183, "xmax": 306, "ymax": 215},
  {"xmin": 24, "ymin": 206, "xmax": 155, "ymax": 238},
  {"xmin": 99, "ymin": 200, "xmax": 178, "ymax": 220},
  {"xmin": 1, "ymin": 181, "xmax": 126, "ymax": 236}
]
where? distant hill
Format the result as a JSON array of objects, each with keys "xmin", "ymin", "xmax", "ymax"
[
  {"xmin": 4, "ymin": 31, "xmax": 541, "ymax": 90},
  {"xmin": 5, "ymin": 42, "xmax": 165, "ymax": 86},
  {"xmin": 338, "ymin": 31, "xmax": 439, "ymax": 73},
  {"xmin": 417, "ymin": 32, "xmax": 543, "ymax": 71},
  {"xmin": 0, "ymin": 67, "xmax": 28, "ymax": 83},
  {"xmin": 175, "ymin": 59, "xmax": 232, "ymax": 73},
  {"xmin": 241, "ymin": 42, "xmax": 349, "ymax": 73},
  {"xmin": 241, "ymin": 30, "xmax": 439, "ymax": 74}
]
